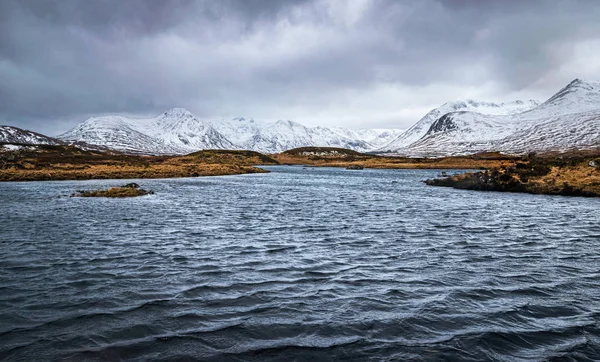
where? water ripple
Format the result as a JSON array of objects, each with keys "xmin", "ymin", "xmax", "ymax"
[{"xmin": 0, "ymin": 167, "xmax": 599, "ymax": 361}]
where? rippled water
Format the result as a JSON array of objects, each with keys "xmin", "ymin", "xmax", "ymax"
[{"xmin": 1, "ymin": 166, "xmax": 599, "ymax": 361}]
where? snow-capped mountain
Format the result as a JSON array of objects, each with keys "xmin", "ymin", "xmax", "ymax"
[
  {"xmin": 58, "ymin": 109, "xmax": 404, "ymax": 154},
  {"xmin": 204, "ymin": 118, "xmax": 403, "ymax": 153},
  {"xmin": 59, "ymin": 108, "xmax": 235, "ymax": 154},
  {"xmin": 205, "ymin": 117, "xmax": 265, "ymax": 146},
  {"xmin": 244, "ymin": 120, "xmax": 320, "ymax": 153},
  {"xmin": 240, "ymin": 121, "xmax": 401, "ymax": 153},
  {"xmin": 527, "ymin": 78, "xmax": 600, "ymax": 116},
  {"xmin": 0, "ymin": 126, "xmax": 64, "ymax": 146},
  {"xmin": 396, "ymin": 79, "xmax": 600, "ymax": 156},
  {"xmin": 378, "ymin": 99, "xmax": 541, "ymax": 152}
]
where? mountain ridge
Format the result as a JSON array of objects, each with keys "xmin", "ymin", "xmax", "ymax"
[
  {"xmin": 378, "ymin": 99, "xmax": 541, "ymax": 152},
  {"xmin": 57, "ymin": 110, "xmax": 404, "ymax": 155},
  {"xmin": 393, "ymin": 79, "xmax": 600, "ymax": 156},
  {"xmin": 0, "ymin": 125, "xmax": 65, "ymax": 146},
  {"xmin": 3, "ymin": 78, "xmax": 599, "ymax": 157}
]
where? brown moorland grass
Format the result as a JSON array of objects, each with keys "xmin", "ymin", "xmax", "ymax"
[
  {"xmin": 425, "ymin": 150, "xmax": 600, "ymax": 197},
  {"xmin": 74, "ymin": 187, "xmax": 152, "ymax": 198},
  {"xmin": 272, "ymin": 147, "xmax": 519, "ymax": 170},
  {"xmin": 0, "ymin": 145, "xmax": 277, "ymax": 181}
]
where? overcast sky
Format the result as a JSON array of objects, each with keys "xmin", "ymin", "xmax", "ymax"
[{"xmin": 2, "ymin": 0, "xmax": 600, "ymax": 135}]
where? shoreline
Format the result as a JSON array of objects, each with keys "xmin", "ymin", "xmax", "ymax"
[
  {"xmin": 0, "ymin": 166, "xmax": 269, "ymax": 182},
  {"xmin": 270, "ymin": 148, "xmax": 519, "ymax": 170},
  {"xmin": 0, "ymin": 146, "xmax": 275, "ymax": 182},
  {"xmin": 424, "ymin": 153, "xmax": 600, "ymax": 197}
]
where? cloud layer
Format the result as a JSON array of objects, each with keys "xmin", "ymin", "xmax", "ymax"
[{"xmin": 2, "ymin": 0, "xmax": 600, "ymax": 134}]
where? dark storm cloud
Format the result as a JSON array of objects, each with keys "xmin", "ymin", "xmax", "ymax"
[{"xmin": 1, "ymin": 0, "xmax": 600, "ymax": 133}]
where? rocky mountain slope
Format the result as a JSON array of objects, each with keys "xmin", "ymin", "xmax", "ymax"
[
  {"xmin": 8, "ymin": 79, "xmax": 598, "ymax": 157},
  {"xmin": 378, "ymin": 100, "xmax": 541, "ymax": 152},
  {"xmin": 0, "ymin": 126, "xmax": 64, "ymax": 146},
  {"xmin": 58, "ymin": 109, "xmax": 403, "ymax": 155},
  {"xmin": 59, "ymin": 109, "xmax": 235, "ymax": 155},
  {"xmin": 399, "ymin": 79, "xmax": 600, "ymax": 156}
]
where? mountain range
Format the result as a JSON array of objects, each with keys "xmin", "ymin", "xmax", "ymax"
[
  {"xmin": 1, "ymin": 78, "xmax": 599, "ymax": 156},
  {"xmin": 55, "ymin": 109, "xmax": 403, "ymax": 154}
]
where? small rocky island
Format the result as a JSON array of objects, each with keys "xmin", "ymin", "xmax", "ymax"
[
  {"xmin": 425, "ymin": 152, "xmax": 600, "ymax": 197},
  {"xmin": 72, "ymin": 183, "xmax": 154, "ymax": 198}
]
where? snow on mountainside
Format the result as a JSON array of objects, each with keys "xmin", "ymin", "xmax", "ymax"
[
  {"xmin": 59, "ymin": 116, "xmax": 183, "ymax": 154},
  {"xmin": 210, "ymin": 119, "xmax": 404, "ymax": 153},
  {"xmin": 244, "ymin": 120, "xmax": 316, "ymax": 153},
  {"xmin": 149, "ymin": 108, "xmax": 235, "ymax": 151},
  {"xmin": 398, "ymin": 79, "xmax": 600, "ymax": 156},
  {"xmin": 0, "ymin": 126, "xmax": 64, "ymax": 146},
  {"xmin": 378, "ymin": 99, "xmax": 541, "ymax": 152},
  {"xmin": 205, "ymin": 117, "xmax": 265, "ymax": 146},
  {"xmin": 527, "ymin": 78, "xmax": 600, "ymax": 116},
  {"xmin": 59, "ymin": 108, "xmax": 235, "ymax": 154},
  {"xmin": 59, "ymin": 109, "xmax": 403, "ymax": 155}
]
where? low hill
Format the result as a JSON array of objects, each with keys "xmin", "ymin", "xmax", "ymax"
[
  {"xmin": 0, "ymin": 144, "xmax": 274, "ymax": 181},
  {"xmin": 186, "ymin": 150, "xmax": 279, "ymax": 165},
  {"xmin": 273, "ymin": 147, "xmax": 519, "ymax": 170}
]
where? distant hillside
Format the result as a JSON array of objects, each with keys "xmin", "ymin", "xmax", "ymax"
[
  {"xmin": 1, "ymin": 125, "xmax": 65, "ymax": 146},
  {"xmin": 56, "ymin": 108, "xmax": 403, "ymax": 155},
  {"xmin": 378, "ymin": 100, "xmax": 540, "ymax": 152},
  {"xmin": 384, "ymin": 79, "xmax": 600, "ymax": 156}
]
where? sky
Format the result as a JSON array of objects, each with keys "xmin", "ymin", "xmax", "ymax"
[{"xmin": 2, "ymin": 0, "xmax": 600, "ymax": 135}]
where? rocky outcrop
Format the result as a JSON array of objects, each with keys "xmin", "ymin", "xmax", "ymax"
[
  {"xmin": 72, "ymin": 183, "xmax": 154, "ymax": 198},
  {"xmin": 425, "ymin": 153, "xmax": 600, "ymax": 197}
]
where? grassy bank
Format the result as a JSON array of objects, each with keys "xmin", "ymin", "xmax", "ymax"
[
  {"xmin": 271, "ymin": 147, "xmax": 519, "ymax": 170},
  {"xmin": 425, "ymin": 150, "xmax": 600, "ymax": 197},
  {"xmin": 0, "ymin": 145, "xmax": 277, "ymax": 181}
]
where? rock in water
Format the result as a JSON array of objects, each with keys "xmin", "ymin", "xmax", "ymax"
[{"xmin": 122, "ymin": 183, "xmax": 140, "ymax": 189}]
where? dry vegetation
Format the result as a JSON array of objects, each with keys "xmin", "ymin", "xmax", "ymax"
[
  {"xmin": 0, "ymin": 145, "xmax": 278, "ymax": 181},
  {"xmin": 4, "ymin": 143, "xmax": 599, "ymax": 198},
  {"xmin": 425, "ymin": 150, "xmax": 600, "ymax": 197},
  {"xmin": 73, "ymin": 183, "xmax": 153, "ymax": 198},
  {"xmin": 272, "ymin": 147, "xmax": 518, "ymax": 170}
]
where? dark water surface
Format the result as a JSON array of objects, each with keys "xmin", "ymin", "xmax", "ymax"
[{"xmin": 1, "ymin": 166, "xmax": 599, "ymax": 361}]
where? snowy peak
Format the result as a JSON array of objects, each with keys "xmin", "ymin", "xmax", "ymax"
[
  {"xmin": 59, "ymin": 110, "xmax": 234, "ymax": 155},
  {"xmin": 546, "ymin": 78, "xmax": 600, "ymax": 103},
  {"xmin": 394, "ymin": 78, "xmax": 600, "ymax": 156},
  {"xmin": 58, "ymin": 110, "xmax": 403, "ymax": 155},
  {"xmin": 378, "ymin": 98, "xmax": 540, "ymax": 151},
  {"xmin": 534, "ymin": 78, "xmax": 600, "ymax": 114},
  {"xmin": 160, "ymin": 107, "xmax": 195, "ymax": 119},
  {"xmin": 0, "ymin": 125, "xmax": 64, "ymax": 146},
  {"xmin": 154, "ymin": 108, "xmax": 201, "ymax": 129}
]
